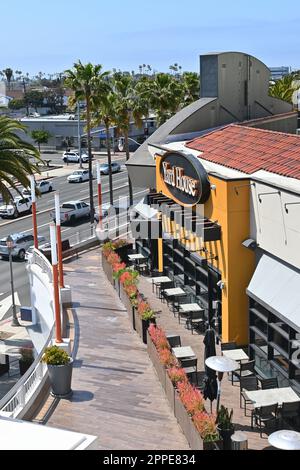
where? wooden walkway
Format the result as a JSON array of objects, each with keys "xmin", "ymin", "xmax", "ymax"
[{"xmin": 45, "ymin": 249, "xmax": 189, "ymax": 450}]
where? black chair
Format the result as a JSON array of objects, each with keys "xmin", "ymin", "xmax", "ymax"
[
  {"xmin": 251, "ymin": 404, "xmax": 279, "ymax": 437},
  {"xmin": 166, "ymin": 335, "xmax": 181, "ymax": 348},
  {"xmin": 232, "ymin": 360, "xmax": 255, "ymax": 385},
  {"xmin": 180, "ymin": 357, "xmax": 198, "ymax": 385},
  {"xmin": 186, "ymin": 311, "xmax": 205, "ymax": 334},
  {"xmin": 0, "ymin": 354, "xmax": 9, "ymax": 377},
  {"xmin": 279, "ymin": 401, "xmax": 300, "ymax": 428},
  {"xmin": 259, "ymin": 377, "xmax": 279, "ymax": 390},
  {"xmin": 159, "ymin": 281, "xmax": 174, "ymax": 301},
  {"xmin": 221, "ymin": 342, "xmax": 237, "ymax": 351},
  {"xmin": 240, "ymin": 376, "xmax": 258, "ymax": 415}
]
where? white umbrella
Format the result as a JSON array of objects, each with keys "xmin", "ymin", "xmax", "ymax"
[
  {"xmin": 205, "ymin": 356, "xmax": 239, "ymax": 410},
  {"xmin": 268, "ymin": 430, "xmax": 300, "ymax": 450}
]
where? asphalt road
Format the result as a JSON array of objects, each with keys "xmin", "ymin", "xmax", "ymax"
[{"xmin": 0, "ymin": 160, "xmax": 145, "ymax": 321}]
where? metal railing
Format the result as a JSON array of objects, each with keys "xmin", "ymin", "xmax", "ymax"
[
  {"xmin": 0, "ymin": 329, "xmax": 53, "ymax": 419},
  {"xmin": 28, "ymin": 248, "xmax": 53, "ymax": 282}
]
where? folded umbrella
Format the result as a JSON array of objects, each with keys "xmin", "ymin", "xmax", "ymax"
[{"xmin": 203, "ymin": 328, "xmax": 218, "ymax": 410}]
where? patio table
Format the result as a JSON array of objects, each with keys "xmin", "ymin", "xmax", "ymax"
[
  {"xmin": 179, "ymin": 303, "xmax": 204, "ymax": 313},
  {"xmin": 128, "ymin": 254, "xmax": 146, "ymax": 260},
  {"xmin": 222, "ymin": 349, "xmax": 249, "ymax": 362},
  {"xmin": 244, "ymin": 387, "xmax": 300, "ymax": 408},
  {"xmin": 172, "ymin": 346, "xmax": 196, "ymax": 360},
  {"xmin": 151, "ymin": 276, "xmax": 172, "ymax": 284},
  {"xmin": 164, "ymin": 288, "xmax": 186, "ymax": 297}
]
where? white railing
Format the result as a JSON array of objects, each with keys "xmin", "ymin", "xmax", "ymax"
[
  {"xmin": 28, "ymin": 248, "xmax": 53, "ymax": 282},
  {"xmin": 0, "ymin": 330, "xmax": 53, "ymax": 419}
]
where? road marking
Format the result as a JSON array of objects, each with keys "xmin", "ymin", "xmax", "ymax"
[{"xmin": 0, "ymin": 292, "xmax": 21, "ymax": 321}]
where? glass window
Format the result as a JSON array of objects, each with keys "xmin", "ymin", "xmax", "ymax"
[{"xmin": 271, "ymin": 345, "xmax": 289, "ymax": 373}]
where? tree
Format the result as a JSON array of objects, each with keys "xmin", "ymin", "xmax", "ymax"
[
  {"xmin": 91, "ymin": 89, "xmax": 116, "ymax": 206},
  {"xmin": 31, "ymin": 130, "xmax": 51, "ymax": 152},
  {"xmin": 147, "ymin": 73, "xmax": 182, "ymax": 125},
  {"xmin": 25, "ymin": 90, "xmax": 44, "ymax": 111},
  {"xmin": 0, "ymin": 116, "xmax": 41, "ymax": 202},
  {"xmin": 65, "ymin": 61, "xmax": 110, "ymax": 224},
  {"xmin": 269, "ymin": 74, "xmax": 300, "ymax": 105},
  {"xmin": 180, "ymin": 72, "xmax": 200, "ymax": 107},
  {"xmin": 2, "ymin": 68, "xmax": 13, "ymax": 90},
  {"xmin": 113, "ymin": 73, "xmax": 143, "ymax": 206},
  {"xmin": 8, "ymin": 99, "xmax": 26, "ymax": 110}
]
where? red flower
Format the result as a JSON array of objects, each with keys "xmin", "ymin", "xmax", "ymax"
[
  {"xmin": 177, "ymin": 381, "xmax": 205, "ymax": 416},
  {"xmin": 167, "ymin": 367, "xmax": 188, "ymax": 385}
]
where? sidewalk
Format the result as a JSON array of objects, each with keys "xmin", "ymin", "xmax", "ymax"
[{"xmin": 44, "ymin": 248, "xmax": 189, "ymax": 450}]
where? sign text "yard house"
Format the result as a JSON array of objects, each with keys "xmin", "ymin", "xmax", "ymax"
[{"xmin": 162, "ymin": 162, "xmax": 199, "ymax": 197}]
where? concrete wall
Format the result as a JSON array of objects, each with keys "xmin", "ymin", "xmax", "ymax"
[{"xmin": 250, "ymin": 181, "xmax": 300, "ymax": 270}]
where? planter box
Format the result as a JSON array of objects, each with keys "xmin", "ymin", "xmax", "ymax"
[
  {"xmin": 147, "ymin": 332, "xmax": 166, "ymax": 390},
  {"xmin": 119, "ymin": 284, "xmax": 135, "ymax": 327},
  {"xmin": 101, "ymin": 255, "xmax": 114, "ymax": 286},
  {"xmin": 175, "ymin": 394, "xmax": 203, "ymax": 450},
  {"xmin": 165, "ymin": 372, "xmax": 176, "ymax": 412}
]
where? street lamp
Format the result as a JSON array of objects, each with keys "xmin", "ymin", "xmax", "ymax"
[{"xmin": 6, "ymin": 235, "xmax": 21, "ymax": 327}]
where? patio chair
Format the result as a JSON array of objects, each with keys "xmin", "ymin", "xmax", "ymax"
[
  {"xmin": 166, "ymin": 335, "xmax": 181, "ymax": 348},
  {"xmin": 251, "ymin": 403, "xmax": 279, "ymax": 437},
  {"xmin": 259, "ymin": 377, "xmax": 279, "ymax": 390},
  {"xmin": 240, "ymin": 376, "xmax": 258, "ymax": 415},
  {"xmin": 134, "ymin": 257, "xmax": 149, "ymax": 275},
  {"xmin": 159, "ymin": 281, "xmax": 174, "ymax": 301},
  {"xmin": 174, "ymin": 297, "xmax": 193, "ymax": 319},
  {"xmin": 279, "ymin": 401, "xmax": 300, "ymax": 428},
  {"xmin": 186, "ymin": 311, "xmax": 205, "ymax": 334},
  {"xmin": 231, "ymin": 360, "xmax": 255, "ymax": 385},
  {"xmin": 221, "ymin": 342, "xmax": 237, "ymax": 351},
  {"xmin": 180, "ymin": 357, "xmax": 198, "ymax": 385}
]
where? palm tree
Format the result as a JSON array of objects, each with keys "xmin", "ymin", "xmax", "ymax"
[
  {"xmin": 113, "ymin": 73, "xmax": 143, "ymax": 206},
  {"xmin": 269, "ymin": 74, "xmax": 300, "ymax": 105},
  {"xmin": 180, "ymin": 72, "xmax": 200, "ymax": 107},
  {"xmin": 91, "ymin": 89, "xmax": 116, "ymax": 206},
  {"xmin": 148, "ymin": 73, "xmax": 182, "ymax": 125},
  {"xmin": 65, "ymin": 61, "xmax": 110, "ymax": 224},
  {"xmin": 0, "ymin": 116, "xmax": 41, "ymax": 202},
  {"xmin": 3, "ymin": 68, "xmax": 13, "ymax": 90}
]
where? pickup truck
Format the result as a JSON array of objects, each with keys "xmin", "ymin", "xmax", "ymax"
[
  {"xmin": 0, "ymin": 197, "xmax": 32, "ymax": 218},
  {"xmin": 50, "ymin": 200, "xmax": 90, "ymax": 224}
]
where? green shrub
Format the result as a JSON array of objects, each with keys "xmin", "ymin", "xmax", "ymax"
[{"xmin": 42, "ymin": 345, "xmax": 70, "ymax": 365}]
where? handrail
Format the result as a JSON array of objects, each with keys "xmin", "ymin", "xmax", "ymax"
[{"xmin": 0, "ymin": 328, "xmax": 53, "ymax": 418}]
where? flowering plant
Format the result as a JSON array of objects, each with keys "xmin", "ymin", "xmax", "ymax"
[
  {"xmin": 158, "ymin": 348, "xmax": 178, "ymax": 368},
  {"xmin": 177, "ymin": 381, "xmax": 205, "ymax": 416},
  {"xmin": 123, "ymin": 284, "xmax": 138, "ymax": 302},
  {"xmin": 102, "ymin": 241, "xmax": 115, "ymax": 258},
  {"xmin": 167, "ymin": 367, "xmax": 188, "ymax": 386},
  {"xmin": 148, "ymin": 324, "xmax": 170, "ymax": 351},
  {"xmin": 107, "ymin": 251, "xmax": 121, "ymax": 266},
  {"xmin": 193, "ymin": 412, "xmax": 219, "ymax": 442},
  {"xmin": 112, "ymin": 262, "xmax": 127, "ymax": 279},
  {"xmin": 119, "ymin": 270, "xmax": 139, "ymax": 287}
]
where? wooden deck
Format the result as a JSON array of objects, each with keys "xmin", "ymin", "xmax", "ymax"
[{"xmin": 45, "ymin": 249, "xmax": 189, "ymax": 450}]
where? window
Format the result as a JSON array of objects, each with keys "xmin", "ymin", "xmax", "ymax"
[{"xmin": 81, "ymin": 202, "xmax": 88, "ymax": 208}]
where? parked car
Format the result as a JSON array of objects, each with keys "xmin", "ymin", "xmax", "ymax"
[
  {"xmin": 0, "ymin": 233, "xmax": 46, "ymax": 260},
  {"xmin": 67, "ymin": 169, "xmax": 90, "ymax": 183},
  {"xmin": 25, "ymin": 236, "xmax": 50, "ymax": 260},
  {"xmin": 50, "ymin": 200, "xmax": 90, "ymax": 225},
  {"xmin": 62, "ymin": 151, "xmax": 89, "ymax": 163},
  {"xmin": 99, "ymin": 162, "xmax": 121, "ymax": 175},
  {"xmin": 22, "ymin": 180, "xmax": 54, "ymax": 196},
  {"xmin": 0, "ymin": 197, "xmax": 32, "ymax": 219}
]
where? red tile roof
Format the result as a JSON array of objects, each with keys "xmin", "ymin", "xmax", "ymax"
[{"xmin": 185, "ymin": 124, "xmax": 300, "ymax": 179}]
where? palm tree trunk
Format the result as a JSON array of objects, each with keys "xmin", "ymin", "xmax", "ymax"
[
  {"xmin": 124, "ymin": 131, "xmax": 133, "ymax": 206},
  {"xmin": 86, "ymin": 97, "xmax": 94, "ymax": 225},
  {"xmin": 105, "ymin": 122, "xmax": 113, "ymax": 206}
]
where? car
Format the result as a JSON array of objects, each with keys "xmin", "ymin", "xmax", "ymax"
[
  {"xmin": 25, "ymin": 236, "xmax": 50, "ymax": 260},
  {"xmin": 67, "ymin": 169, "xmax": 90, "ymax": 183},
  {"xmin": 99, "ymin": 162, "xmax": 121, "ymax": 175},
  {"xmin": 50, "ymin": 200, "xmax": 90, "ymax": 225},
  {"xmin": 0, "ymin": 197, "xmax": 32, "ymax": 218},
  {"xmin": 62, "ymin": 151, "xmax": 89, "ymax": 163},
  {"xmin": 0, "ymin": 233, "xmax": 46, "ymax": 261},
  {"xmin": 22, "ymin": 180, "xmax": 54, "ymax": 197}
]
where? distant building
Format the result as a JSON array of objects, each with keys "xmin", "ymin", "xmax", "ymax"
[{"xmin": 269, "ymin": 66, "xmax": 291, "ymax": 80}]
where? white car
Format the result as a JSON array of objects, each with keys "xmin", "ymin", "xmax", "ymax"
[
  {"xmin": 67, "ymin": 170, "xmax": 90, "ymax": 183},
  {"xmin": 22, "ymin": 180, "xmax": 54, "ymax": 197},
  {"xmin": 0, "ymin": 197, "xmax": 32, "ymax": 218},
  {"xmin": 62, "ymin": 151, "xmax": 89, "ymax": 163}
]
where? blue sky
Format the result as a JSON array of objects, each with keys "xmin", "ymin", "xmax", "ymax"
[{"xmin": 1, "ymin": 0, "xmax": 299, "ymax": 75}]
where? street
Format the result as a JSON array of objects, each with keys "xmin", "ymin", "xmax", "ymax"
[{"xmin": 0, "ymin": 155, "xmax": 145, "ymax": 322}]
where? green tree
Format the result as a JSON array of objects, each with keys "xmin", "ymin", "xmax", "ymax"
[
  {"xmin": 25, "ymin": 90, "xmax": 44, "ymax": 111},
  {"xmin": 0, "ymin": 116, "xmax": 41, "ymax": 202},
  {"xmin": 148, "ymin": 73, "xmax": 182, "ymax": 126},
  {"xmin": 31, "ymin": 130, "xmax": 52, "ymax": 152},
  {"xmin": 269, "ymin": 74, "xmax": 300, "ymax": 105},
  {"xmin": 65, "ymin": 61, "xmax": 110, "ymax": 224},
  {"xmin": 8, "ymin": 99, "xmax": 26, "ymax": 110},
  {"xmin": 2, "ymin": 68, "xmax": 13, "ymax": 90},
  {"xmin": 180, "ymin": 72, "xmax": 200, "ymax": 107},
  {"xmin": 91, "ymin": 89, "xmax": 116, "ymax": 206}
]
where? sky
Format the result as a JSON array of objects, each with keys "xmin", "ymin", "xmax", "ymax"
[{"xmin": 1, "ymin": 0, "xmax": 300, "ymax": 76}]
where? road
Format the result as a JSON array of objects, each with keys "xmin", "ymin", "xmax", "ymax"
[{"xmin": 0, "ymin": 156, "xmax": 145, "ymax": 322}]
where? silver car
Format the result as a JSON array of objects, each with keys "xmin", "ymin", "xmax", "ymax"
[{"xmin": 0, "ymin": 233, "xmax": 45, "ymax": 261}]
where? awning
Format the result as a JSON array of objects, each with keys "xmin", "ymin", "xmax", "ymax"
[{"xmin": 247, "ymin": 254, "xmax": 300, "ymax": 331}]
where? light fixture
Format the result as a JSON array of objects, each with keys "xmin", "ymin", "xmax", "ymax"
[
  {"xmin": 258, "ymin": 190, "xmax": 280, "ymax": 203},
  {"xmin": 217, "ymin": 280, "xmax": 225, "ymax": 290},
  {"xmin": 242, "ymin": 238, "xmax": 258, "ymax": 250}
]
